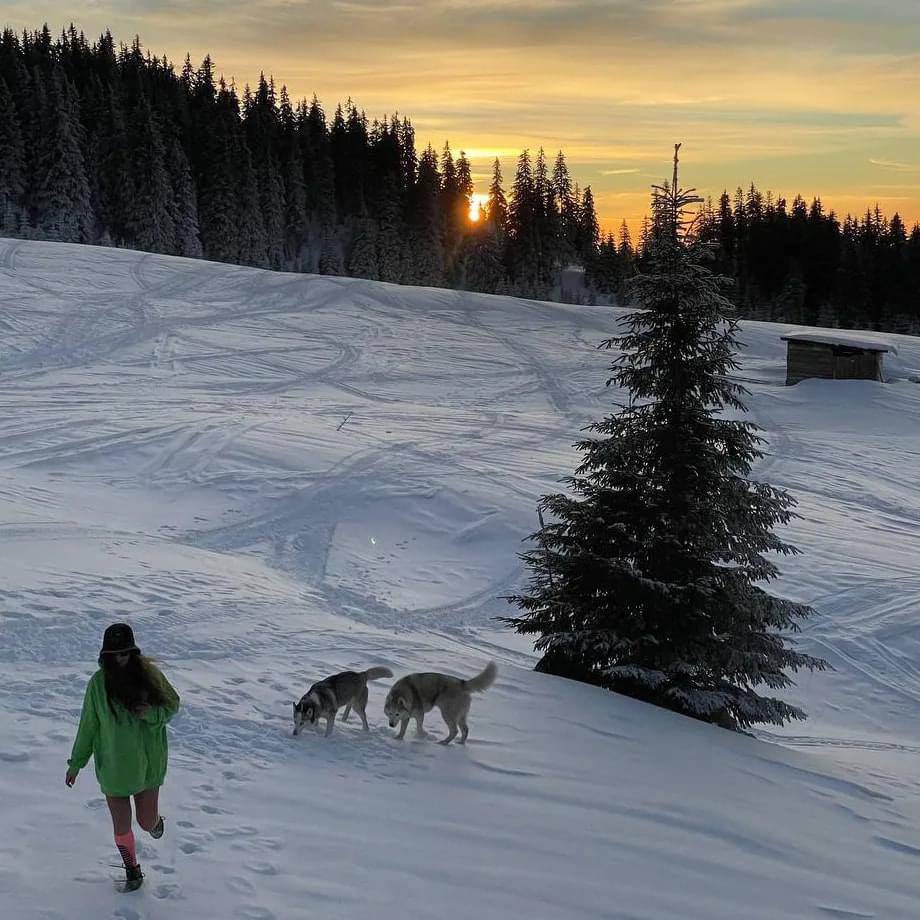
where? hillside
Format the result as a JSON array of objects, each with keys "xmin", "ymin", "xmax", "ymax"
[{"xmin": 1, "ymin": 240, "xmax": 920, "ymax": 919}]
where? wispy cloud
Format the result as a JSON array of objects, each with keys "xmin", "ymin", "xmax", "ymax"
[
  {"xmin": 869, "ymin": 158, "xmax": 920, "ymax": 172},
  {"xmin": 600, "ymin": 168, "xmax": 640, "ymax": 175}
]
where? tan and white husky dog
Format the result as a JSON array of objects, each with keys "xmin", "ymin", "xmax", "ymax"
[{"xmin": 384, "ymin": 662, "xmax": 497, "ymax": 745}]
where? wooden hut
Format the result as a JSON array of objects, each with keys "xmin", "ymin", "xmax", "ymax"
[{"xmin": 781, "ymin": 333, "xmax": 889, "ymax": 386}]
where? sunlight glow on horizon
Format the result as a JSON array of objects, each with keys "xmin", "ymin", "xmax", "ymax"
[{"xmin": 469, "ymin": 194, "xmax": 489, "ymax": 223}]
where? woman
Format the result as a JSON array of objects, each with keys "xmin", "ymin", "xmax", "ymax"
[{"xmin": 66, "ymin": 623, "xmax": 180, "ymax": 891}]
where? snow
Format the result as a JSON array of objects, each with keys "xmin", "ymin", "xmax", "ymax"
[
  {"xmin": 2, "ymin": 239, "xmax": 920, "ymax": 919},
  {"xmin": 781, "ymin": 330, "xmax": 895, "ymax": 353}
]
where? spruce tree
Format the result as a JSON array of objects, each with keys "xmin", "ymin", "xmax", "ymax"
[
  {"xmin": 168, "ymin": 140, "xmax": 203, "ymax": 258},
  {"xmin": 575, "ymin": 185, "xmax": 599, "ymax": 264},
  {"xmin": 196, "ymin": 76, "xmax": 241, "ymax": 263},
  {"xmin": 485, "ymin": 158, "xmax": 508, "ymax": 236},
  {"xmin": 237, "ymin": 149, "xmax": 269, "ymax": 268},
  {"xmin": 376, "ymin": 174, "xmax": 405, "ymax": 283},
  {"xmin": 507, "ymin": 149, "xmax": 540, "ymax": 295},
  {"xmin": 0, "ymin": 77, "xmax": 26, "ymax": 234},
  {"xmin": 505, "ymin": 146, "xmax": 826, "ymax": 730},
  {"xmin": 128, "ymin": 94, "xmax": 175, "ymax": 254},
  {"xmin": 455, "ymin": 151, "xmax": 474, "ymax": 228},
  {"xmin": 347, "ymin": 216, "xmax": 380, "ymax": 279},
  {"xmin": 552, "ymin": 150, "xmax": 576, "ymax": 264},
  {"xmin": 407, "ymin": 144, "xmax": 444, "ymax": 286},
  {"xmin": 463, "ymin": 225, "xmax": 509, "ymax": 294},
  {"xmin": 33, "ymin": 66, "xmax": 94, "ymax": 242}
]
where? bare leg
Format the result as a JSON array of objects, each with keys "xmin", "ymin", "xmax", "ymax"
[
  {"xmin": 133, "ymin": 787, "xmax": 161, "ymax": 832},
  {"xmin": 106, "ymin": 795, "xmax": 133, "ymax": 836},
  {"xmin": 106, "ymin": 796, "xmax": 138, "ymax": 870},
  {"xmin": 396, "ymin": 718, "xmax": 409, "ymax": 740}
]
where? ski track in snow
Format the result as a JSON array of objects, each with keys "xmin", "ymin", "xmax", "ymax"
[{"xmin": 1, "ymin": 240, "xmax": 920, "ymax": 918}]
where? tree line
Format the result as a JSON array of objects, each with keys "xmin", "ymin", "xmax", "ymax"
[
  {"xmin": 591, "ymin": 188, "xmax": 920, "ymax": 334},
  {"xmin": 0, "ymin": 25, "xmax": 598, "ymax": 295},
  {"xmin": 0, "ymin": 26, "xmax": 917, "ymax": 333}
]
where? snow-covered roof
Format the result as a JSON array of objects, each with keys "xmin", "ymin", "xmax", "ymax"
[{"xmin": 781, "ymin": 332, "xmax": 893, "ymax": 354}]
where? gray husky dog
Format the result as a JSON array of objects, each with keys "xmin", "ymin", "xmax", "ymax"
[
  {"xmin": 383, "ymin": 661, "xmax": 497, "ymax": 745},
  {"xmin": 293, "ymin": 667, "xmax": 393, "ymax": 736}
]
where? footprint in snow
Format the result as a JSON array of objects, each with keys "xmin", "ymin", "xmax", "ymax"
[
  {"xmin": 112, "ymin": 908, "xmax": 143, "ymax": 920},
  {"xmin": 227, "ymin": 876, "xmax": 257, "ymax": 896},
  {"xmin": 235, "ymin": 908, "xmax": 276, "ymax": 920},
  {"xmin": 152, "ymin": 883, "xmax": 181, "ymax": 900},
  {"xmin": 243, "ymin": 860, "xmax": 279, "ymax": 876}
]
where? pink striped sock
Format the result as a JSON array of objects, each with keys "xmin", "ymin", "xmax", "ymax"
[{"xmin": 114, "ymin": 830, "xmax": 137, "ymax": 868}]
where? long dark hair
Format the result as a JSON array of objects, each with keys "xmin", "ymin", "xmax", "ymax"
[{"xmin": 98, "ymin": 650, "xmax": 167, "ymax": 717}]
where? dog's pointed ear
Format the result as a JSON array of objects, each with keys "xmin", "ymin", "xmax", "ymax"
[{"xmin": 292, "ymin": 701, "xmax": 297, "ymax": 711}]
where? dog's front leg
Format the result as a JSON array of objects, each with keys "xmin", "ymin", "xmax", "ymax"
[
  {"xmin": 414, "ymin": 712, "xmax": 426, "ymax": 737},
  {"xmin": 325, "ymin": 714, "xmax": 335, "ymax": 736},
  {"xmin": 396, "ymin": 718, "xmax": 409, "ymax": 740}
]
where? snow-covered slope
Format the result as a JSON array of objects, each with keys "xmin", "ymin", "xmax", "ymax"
[{"xmin": 2, "ymin": 240, "xmax": 920, "ymax": 919}]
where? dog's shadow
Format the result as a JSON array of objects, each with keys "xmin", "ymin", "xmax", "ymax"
[{"xmin": 287, "ymin": 718, "xmax": 475, "ymax": 780}]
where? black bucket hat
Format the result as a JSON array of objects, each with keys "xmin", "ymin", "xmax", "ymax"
[{"xmin": 100, "ymin": 623, "xmax": 140, "ymax": 656}]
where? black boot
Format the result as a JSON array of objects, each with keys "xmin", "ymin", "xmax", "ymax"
[
  {"xmin": 149, "ymin": 816, "xmax": 165, "ymax": 840},
  {"xmin": 124, "ymin": 863, "xmax": 144, "ymax": 892}
]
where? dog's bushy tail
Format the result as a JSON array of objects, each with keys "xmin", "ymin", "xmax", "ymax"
[
  {"xmin": 463, "ymin": 661, "xmax": 497, "ymax": 693},
  {"xmin": 364, "ymin": 666, "xmax": 394, "ymax": 681}
]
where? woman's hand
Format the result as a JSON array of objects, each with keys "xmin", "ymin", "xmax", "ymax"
[{"xmin": 65, "ymin": 771, "xmax": 77, "ymax": 787}]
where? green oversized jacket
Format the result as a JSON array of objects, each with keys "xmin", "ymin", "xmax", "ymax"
[{"xmin": 68, "ymin": 664, "xmax": 180, "ymax": 797}]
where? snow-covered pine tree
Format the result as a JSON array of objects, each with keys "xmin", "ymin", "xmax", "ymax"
[
  {"xmin": 33, "ymin": 66, "xmax": 94, "ymax": 242},
  {"xmin": 376, "ymin": 175, "xmax": 405, "ymax": 284},
  {"xmin": 318, "ymin": 231, "xmax": 343, "ymax": 275},
  {"xmin": 0, "ymin": 78, "xmax": 26, "ymax": 235},
  {"xmin": 237, "ymin": 148, "xmax": 269, "ymax": 268},
  {"xmin": 168, "ymin": 139, "xmax": 203, "ymax": 258},
  {"xmin": 128, "ymin": 94, "xmax": 175, "ymax": 254},
  {"xmin": 279, "ymin": 93, "xmax": 307, "ymax": 269},
  {"xmin": 575, "ymin": 185, "xmax": 599, "ymax": 265},
  {"xmin": 485, "ymin": 158, "xmax": 508, "ymax": 237},
  {"xmin": 505, "ymin": 145, "xmax": 826, "ymax": 730},
  {"xmin": 552, "ymin": 150, "xmax": 576, "ymax": 266},
  {"xmin": 463, "ymin": 225, "xmax": 509, "ymax": 294},
  {"xmin": 507, "ymin": 149, "xmax": 541, "ymax": 296},
  {"xmin": 196, "ymin": 76, "xmax": 241, "ymax": 263},
  {"xmin": 618, "ymin": 219, "xmax": 633, "ymax": 261},
  {"xmin": 346, "ymin": 216, "xmax": 380, "ymax": 279},
  {"xmin": 455, "ymin": 152, "xmax": 474, "ymax": 221},
  {"xmin": 406, "ymin": 145, "xmax": 444, "ymax": 286}
]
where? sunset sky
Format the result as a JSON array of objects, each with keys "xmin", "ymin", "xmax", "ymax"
[{"xmin": 7, "ymin": 1, "xmax": 920, "ymax": 235}]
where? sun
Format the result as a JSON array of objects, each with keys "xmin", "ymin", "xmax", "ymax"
[{"xmin": 469, "ymin": 193, "xmax": 489, "ymax": 222}]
